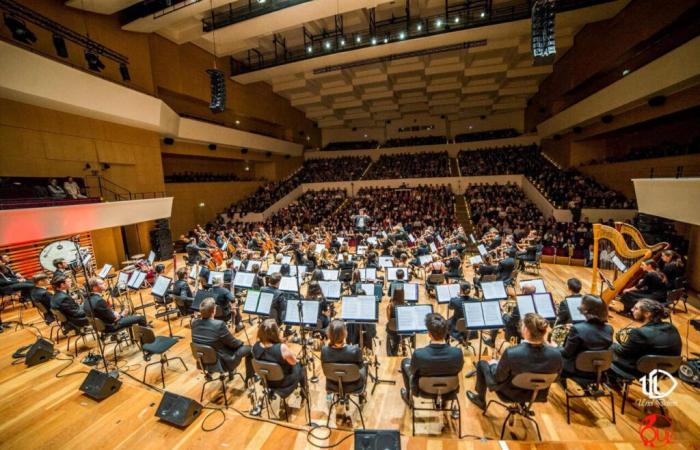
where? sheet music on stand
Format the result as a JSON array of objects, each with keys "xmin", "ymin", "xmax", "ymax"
[
  {"xmin": 418, "ymin": 255, "xmax": 433, "ymax": 265},
  {"xmin": 356, "ymin": 245, "xmax": 368, "ymax": 255},
  {"xmin": 481, "ymin": 281, "xmax": 508, "ymax": 300},
  {"xmin": 403, "ymin": 283, "xmax": 419, "ymax": 302},
  {"xmin": 519, "ymin": 278, "xmax": 547, "ymax": 293},
  {"xmin": 379, "ymin": 256, "xmax": 394, "ymax": 268},
  {"xmin": 358, "ymin": 268, "xmax": 377, "ymax": 281},
  {"xmin": 283, "ymin": 300, "xmax": 320, "ymax": 326},
  {"xmin": 233, "ymin": 271, "xmax": 255, "ymax": 288},
  {"xmin": 336, "ymin": 254, "xmax": 353, "ymax": 262},
  {"xmin": 395, "ymin": 304, "xmax": 434, "ymax": 334},
  {"xmin": 436, "ymin": 284, "xmax": 461, "ymax": 304},
  {"xmin": 147, "ymin": 250, "xmax": 156, "ymax": 265},
  {"xmin": 127, "ymin": 271, "xmax": 147, "ymax": 289},
  {"xmin": 340, "ymin": 296, "xmax": 377, "ymax": 322},
  {"xmin": 366, "ymin": 236, "xmax": 378, "ymax": 245},
  {"xmin": 231, "ymin": 259, "xmax": 242, "ymax": 270},
  {"xmin": 357, "ymin": 282, "xmax": 381, "ymax": 300},
  {"xmin": 280, "ymin": 255, "xmax": 292, "ymax": 265},
  {"xmin": 314, "ymin": 244, "xmax": 326, "ymax": 254},
  {"xmin": 463, "ymin": 301, "xmax": 504, "ymax": 329},
  {"xmin": 243, "ymin": 290, "xmax": 274, "ymax": 316},
  {"xmin": 246, "ymin": 260, "xmax": 262, "ymax": 272},
  {"xmin": 566, "ymin": 296, "xmax": 586, "ymax": 323},
  {"xmin": 98, "ymin": 264, "xmax": 113, "ymax": 278},
  {"xmin": 387, "ymin": 267, "xmax": 409, "ymax": 281},
  {"xmin": 469, "ymin": 255, "xmax": 483, "ymax": 265},
  {"xmin": 319, "ymin": 281, "xmax": 341, "ymax": 300},
  {"xmin": 208, "ymin": 271, "xmax": 224, "ymax": 285},
  {"xmin": 516, "ymin": 293, "xmax": 556, "ymax": 320},
  {"xmin": 429, "ymin": 243, "xmax": 438, "ymax": 253},
  {"xmin": 189, "ymin": 265, "xmax": 198, "ymax": 280},
  {"xmin": 477, "ymin": 244, "xmax": 488, "ymax": 257},
  {"xmin": 279, "ymin": 276, "xmax": 299, "ymax": 292},
  {"xmin": 611, "ymin": 255, "xmax": 627, "ymax": 273},
  {"xmin": 117, "ymin": 271, "xmax": 129, "ymax": 286},
  {"xmin": 321, "ymin": 269, "xmax": 339, "ymax": 281},
  {"xmin": 151, "ymin": 275, "xmax": 171, "ymax": 297}
]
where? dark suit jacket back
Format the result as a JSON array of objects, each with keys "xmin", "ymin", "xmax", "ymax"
[
  {"xmin": 321, "ymin": 345, "xmax": 365, "ymax": 392},
  {"xmin": 612, "ymin": 322, "xmax": 682, "ymax": 376},
  {"xmin": 493, "ymin": 342, "xmax": 562, "ymax": 402},
  {"xmin": 560, "ymin": 319, "xmax": 613, "ymax": 374},
  {"xmin": 409, "ymin": 343, "xmax": 463, "ymax": 392},
  {"xmin": 50, "ymin": 290, "xmax": 87, "ymax": 326},
  {"xmin": 497, "ymin": 258, "xmax": 516, "ymax": 281},
  {"xmin": 192, "ymin": 318, "xmax": 244, "ymax": 373}
]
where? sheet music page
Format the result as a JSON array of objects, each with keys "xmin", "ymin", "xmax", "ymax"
[
  {"xmin": 98, "ymin": 264, "xmax": 112, "ymax": 278},
  {"xmin": 319, "ymin": 281, "xmax": 341, "ymax": 299},
  {"xmin": 321, "ymin": 270, "xmax": 339, "ymax": 281},
  {"xmin": 360, "ymin": 283, "xmax": 376, "ymax": 297},
  {"xmin": 519, "ymin": 279, "xmax": 546, "ymax": 293},
  {"xmin": 281, "ymin": 256, "xmax": 292, "ymax": 265},
  {"xmin": 612, "ymin": 255, "xmax": 627, "ymax": 272},
  {"xmin": 566, "ymin": 296, "xmax": 585, "ymax": 322},
  {"xmin": 279, "ymin": 276, "xmax": 298, "ymax": 292},
  {"xmin": 301, "ymin": 301, "xmax": 319, "ymax": 325},
  {"xmin": 448, "ymin": 284, "xmax": 461, "ymax": 298},
  {"xmin": 130, "ymin": 271, "xmax": 146, "ymax": 289},
  {"xmin": 148, "ymin": 251, "xmax": 155, "ymax": 264},
  {"xmin": 127, "ymin": 270, "xmax": 140, "ymax": 285},
  {"xmin": 405, "ymin": 283, "xmax": 419, "ymax": 302},
  {"xmin": 435, "ymin": 285, "xmax": 452, "ymax": 303},
  {"xmin": 340, "ymin": 297, "xmax": 359, "ymax": 320},
  {"xmin": 284, "ymin": 303, "xmax": 301, "ymax": 324},
  {"xmin": 357, "ymin": 246, "xmax": 367, "ymax": 255},
  {"xmin": 379, "ymin": 256, "xmax": 393, "ymax": 268},
  {"xmin": 408, "ymin": 234, "xmax": 416, "ymax": 243},
  {"xmin": 367, "ymin": 236, "xmax": 377, "ymax": 244},
  {"xmin": 117, "ymin": 272, "xmax": 128, "ymax": 285},
  {"xmin": 469, "ymin": 255, "xmax": 483, "ymax": 265},
  {"xmin": 233, "ymin": 272, "xmax": 254, "ymax": 287},
  {"xmin": 517, "ymin": 295, "xmax": 536, "ymax": 316},
  {"xmin": 257, "ymin": 292, "xmax": 274, "ymax": 314},
  {"xmin": 478, "ymin": 244, "xmax": 487, "ymax": 256},
  {"xmin": 464, "ymin": 302, "xmax": 485, "ymax": 328},
  {"xmin": 359, "ymin": 268, "xmax": 376, "ymax": 281},
  {"xmin": 533, "ymin": 293, "xmax": 556, "ymax": 319},
  {"xmin": 267, "ymin": 264, "xmax": 281, "ymax": 274},
  {"xmin": 208, "ymin": 271, "xmax": 224, "ymax": 285},
  {"xmin": 151, "ymin": 276, "xmax": 171, "ymax": 297},
  {"xmin": 243, "ymin": 290, "xmax": 260, "ymax": 313},
  {"xmin": 341, "ymin": 296, "xmax": 375, "ymax": 321},
  {"xmin": 189, "ymin": 265, "xmax": 198, "ymax": 279},
  {"xmin": 296, "ymin": 265, "xmax": 307, "ymax": 280},
  {"xmin": 246, "ymin": 260, "xmax": 261, "ymax": 271},
  {"xmin": 419, "ymin": 255, "xmax": 433, "ymax": 265},
  {"xmin": 482, "ymin": 301, "xmax": 504, "ymax": 327},
  {"xmin": 315, "ymin": 244, "xmax": 325, "ymax": 253},
  {"xmin": 397, "ymin": 305, "xmax": 433, "ymax": 332},
  {"xmin": 482, "ymin": 281, "xmax": 507, "ymax": 300},
  {"xmin": 429, "ymin": 243, "xmax": 437, "ymax": 253},
  {"xmin": 231, "ymin": 259, "xmax": 242, "ymax": 270},
  {"xmin": 356, "ymin": 295, "xmax": 376, "ymax": 319}
]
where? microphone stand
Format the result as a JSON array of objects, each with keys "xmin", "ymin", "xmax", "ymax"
[{"xmin": 292, "ymin": 269, "xmax": 316, "ymax": 426}]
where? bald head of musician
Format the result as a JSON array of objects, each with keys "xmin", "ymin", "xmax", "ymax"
[
  {"xmin": 520, "ymin": 283, "xmax": 537, "ymax": 295},
  {"xmin": 268, "ymin": 272, "xmax": 281, "ymax": 288}
]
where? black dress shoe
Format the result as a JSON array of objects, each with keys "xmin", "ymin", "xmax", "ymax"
[{"xmin": 466, "ymin": 391, "xmax": 486, "ymax": 411}]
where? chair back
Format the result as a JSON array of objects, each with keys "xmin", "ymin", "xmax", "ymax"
[
  {"xmin": 418, "ymin": 375, "xmax": 459, "ymax": 396},
  {"xmin": 322, "ymin": 363, "xmax": 362, "ymax": 391},
  {"xmin": 88, "ymin": 316, "xmax": 108, "ymax": 333},
  {"xmin": 52, "ymin": 308, "xmax": 69, "ymax": 324},
  {"xmin": 34, "ymin": 302, "xmax": 49, "ymax": 315},
  {"xmin": 666, "ymin": 288, "xmax": 685, "ymax": 304},
  {"xmin": 511, "ymin": 372, "xmax": 558, "ymax": 404},
  {"xmin": 386, "ymin": 318, "xmax": 397, "ymax": 332},
  {"xmin": 427, "ymin": 273, "xmax": 445, "ymax": 285},
  {"xmin": 456, "ymin": 318, "xmax": 466, "ymax": 333},
  {"xmin": 190, "ymin": 342, "xmax": 219, "ymax": 371},
  {"xmin": 637, "ymin": 355, "xmax": 682, "ymax": 374},
  {"xmin": 574, "ymin": 349, "xmax": 612, "ymax": 383},
  {"xmin": 252, "ymin": 359, "xmax": 285, "ymax": 383},
  {"xmin": 132, "ymin": 325, "xmax": 155, "ymax": 345}
]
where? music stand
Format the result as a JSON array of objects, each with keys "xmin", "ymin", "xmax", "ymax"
[
  {"xmin": 518, "ymin": 278, "xmax": 547, "ymax": 294},
  {"xmin": 242, "ymin": 290, "xmax": 274, "ymax": 317},
  {"xmin": 481, "ymin": 281, "xmax": 508, "ymax": 301},
  {"xmin": 358, "ymin": 268, "xmax": 377, "ymax": 282},
  {"xmin": 469, "ymin": 255, "xmax": 483, "ymax": 265},
  {"xmin": 515, "ymin": 293, "xmax": 556, "ymax": 320},
  {"xmin": 403, "ymin": 283, "xmax": 420, "ymax": 303},
  {"xmin": 127, "ymin": 271, "xmax": 149, "ymax": 313},
  {"xmin": 435, "ymin": 284, "xmax": 461, "ymax": 304},
  {"xmin": 395, "ymin": 304, "xmax": 433, "ymax": 335},
  {"xmin": 233, "ymin": 272, "xmax": 255, "ymax": 289},
  {"xmin": 151, "ymin": 275, "xmax": 180, "ymax": 339},
  {"xmin": 462, "ymin": 300, "xmax": 505, "ymax": 364},
  {"xmin": 355, "ymin": 282, "xmax": 382, "ymax": 301},
  {"xmin": 318, "ymin": 281, "xmax": 342, "ymax": 301},
  {"xmin": 321, "ymin": 269, "xmax": 339, "ymax": 281},
  {"xmin": 566, "ymin": 296, "xmax": 586, "ymax": 323}
]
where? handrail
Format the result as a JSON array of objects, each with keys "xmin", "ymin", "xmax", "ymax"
[
  {"xmin": 203, "ymin": 0, "xmax": 312, "ymax": 31},
  {"xmin": 84, "ymin": 175, "xmax": 165, "ymax": 202}
]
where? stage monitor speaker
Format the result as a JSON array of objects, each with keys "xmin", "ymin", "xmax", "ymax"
[
  {"xmin": 80, "ymin": 369, "xmax": 122, "ymax": 400},
  {"xmin": 25, "ymin": 337, "xmax": 54, "ymax": 366},
  {"xmin": 155, "ymin": 391, "xmax": 202, "ymax": 427},
  {"xmin": 354, "ymin": 429, "xmax": 401, "ymax": 450}
]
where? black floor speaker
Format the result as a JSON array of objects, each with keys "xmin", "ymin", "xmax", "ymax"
[
  {"xmin": 354, "ymin": 429, "xmax": 401, "ymax": 450},
  {"xmin": 155, "ymin": 391, "xmax": 202, "ymax": 427},
  {"xmin": 25, "ymin": 337, "xmax": 54, "ymax": 366},
  {"xmin": 79, "ymin": 369, "xmax": 122, "ymax": 400}
]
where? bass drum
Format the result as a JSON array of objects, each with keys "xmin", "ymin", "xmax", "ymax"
[
  {"xmin": 679, "ymin": 361, "xmax": 700, "ymax": 387},
  {"xmin": 39, "ymin": 240, "xmax": 79, "ymax": 271}
]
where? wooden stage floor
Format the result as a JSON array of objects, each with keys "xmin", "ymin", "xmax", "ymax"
[{"xmin": 0, "ymin": 257, "xmax": 699, "ymax": 450}]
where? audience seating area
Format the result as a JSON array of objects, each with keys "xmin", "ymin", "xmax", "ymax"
[
  {"xmin": 165, "ymin": 172, "xmax": 241, "ymax": 183},
  {"xmin": 383, "ymin": 135, "xmax": 447, "ymax": 148},
  {"xmin": 582, "ymin": 138, "xmax": 700, "ymax": 165},
  {"xmin": 455, "ymin": 128, "xmax": 520, "ymax": 143},
  {"xmin": 0, "ymin": 176, "xmax": 98, "ymax": 210},
  {"xmin": 323, "ymin": 140, "xmax": 378, "ymax": 151},
  {"xmin": 364, "ymin": 152, "xmax": 450, "ymax": 179},
  {"xmin": 266, "ymin": 189, "xmax": 347, "ymax": 232}
]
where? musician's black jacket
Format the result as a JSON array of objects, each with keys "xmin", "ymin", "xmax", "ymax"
[
  {"xmin": 491, "ymin": 342, "xmax": 562, "ymax": 402},
  {"xmin": 612, "ymin": 321, "xmax": 682, "ymax": 376},
  {"xmin": 321, "ymin": 344, "xmax": 366, "ymax": 393},
  {"xmin": 554, "ymin": 294, "xmax": 582, "ymax": 326},
  {"xmin": 445, "ymin": 257, "xmax": 461, "ymax": 276},
  {"xmin": 496, "ymin": 257, "xmax": 516, "ymax": 282},
  {"xmin": 171, "ymin": 279, "xmax": 193, "ymax": 298},
  {"xmin": 448, "ymin": 295, "xmax": 479, "ymax": 336},
  {"xmin": 191, "ymin": 317, "xmax": 247, "ymax": 373},
  {"xmin": 50, "ymin": 290, "xmax": 88, "ymax": 326},
  {"xmin": 82, "ymin": 293, "xmax": 117, "ymax": 324},
  {"xmin": 407, "ymin": 342, "xmax": 463, "ymax": 392},
  {"xmin": 210, "ymin": 286, "xmax": 234, "ymax": 319},
  {"xmin": 262, "ymin": 286, "xmax": 286, "ymax": 324},
  {"xmin": 560, "ymin": 318, "xmax": 613, "ymax": 375},
  {"xmin": 30, "ymin": 286, "xmax": 52, "ymax": 313}
]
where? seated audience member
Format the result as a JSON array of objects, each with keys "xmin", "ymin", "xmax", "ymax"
[
  {"xmin": 467, "ymin": 312, "xmax": 563, "ymax": 410},
  {"xmin": 82, "ymin": 277, "xmax": 147, "ymax": 331},
  {"xmin": 63, "ymin": 177, "xmax": 86, "ymax": 199},
  {"xmin": 610, "ymin": 299, "xmax": 682, "ymax": 382},
  {"xmin": 252, "ymin": 319, "xmax": 306, "ymax": 391},
  {"xmin": 554, "ymin": 278, "xmax": 583, "ymax": 326},
  {"xmin": 558, "ymin": 295, "xmax": 613, "ymax": 385},
  {"xmin": 619, "ymin": 259, "xmax": 668, "ymax": 314},
  {"xmin": 30, "ymin": 273, "xmax": 54, "ymax": 324},
  {"xmin": 192, "ymin": 298, "xmax": 254, "ymax": 382},
  {"xmin": 50, "ymin": 275, "xmax": 88, "ymax": 329},
  {"xmin": 47, "ymin": 178, "xmax": 67, "ymax": 198},
  {"xmin": 400, "ymin": 313, "xmax": 463, "ymax": 404},
  {"xmin": 321, "ymin": 320, "xmax": 367, "ymax": 394}
]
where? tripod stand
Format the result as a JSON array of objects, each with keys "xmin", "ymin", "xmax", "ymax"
[{"xmin": 358, "ymin": 322, "xmax": 395, "ymax": 395}]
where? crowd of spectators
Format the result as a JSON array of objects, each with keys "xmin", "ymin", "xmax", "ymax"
[
  {"xmin": 0, "ymin": 176, "xmax": 97, "ymax": 210},
  {"xmin": 455, "ymin": 128, "xmax": 520, "ymax": 143},
  {"xmin": 265, "ymin": 189, "xmax": 347, "ymax": 232},
  {"xmin": 323, "ymin": 140, "xmax": 378, "ymax": 151},
  {"xmin": 581, "ymin": 138, "xmax": 700, "ymax": 165},
  {"xmin": 364, "ymin": 151, "xmax": 450, "ymax": 179},
  {"xmin": 458, "ymin": 145, "xmax": 635, "ymax": 209},
  {"xmin": 383, "ymin": 135, "xmax": 447, "ymax": 148},
  {"xmin": 165, "ymin": 172, "xmax": 240, "ymax": 183}
]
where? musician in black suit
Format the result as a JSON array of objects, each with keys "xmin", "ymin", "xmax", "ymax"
[
  {"xmin": 448, "ymin": 281, "xmax": 479, "ymax": 341},
  {"xmin": 445, "ymin": 249, "xmax": 462, "ymax": 280},
  {"xmin": 52, "ymin": 258, "xmax": 69, "ymax": 279},
  {"xmin": 192, "ymin": 298, "xmax": 254, "ymax": 382},
  {"xmin": 351, "ymin": 209, "xmax": 371, "ymax": 233},
  {"xmin": 30, "ymin": 273, "xmax": 54, "ymax": 324},
  {"xmin": 171, "ymin": 268, "xmax": 193, "ymax": 297},
  {"xmin": 659, "ymin": 250, "xmax": 684, "ymax": 289},
  {"xmin": 496, "ymin": 248, "xmax": 516, "ymax": 282},
  {"xmin": 185, "ymin": 238, "xmax": 208, "ymax": 265},
  {"xmin": 467, "ymin": 312, "xmax": 563, "ymax": 410},
  {"xmin": 321, "ymin": 320, "xmax": 367, "ymax": 394},
  {"xmin": 49, "ymin": 275, "xmax": 88, "ymax": 328},
  {"xmin": 388, "ymin": 269, "xmax": 407, "ymax": 298},
  {"xmin": 620, "ymin": 259, "xmax": 668, "ymax": 314},
  {"xmin": 210, "ymin": 276, "xmax": 236, "ymax": 324},
  {"xmin": 559, "ymin": 295, "xmax": 613, "ymax": 384},
  {"xmin": 473, "ymin": 255, "xmax": 497, "ymax": 293},
  {"xmin": 400, "ymin": 313, "xmax": 464, "ymax": 404},
  {"xmin": 554, "ymin": 278, "xmax": 583, "ymax": 326},
  {"xmin": 83, "ymin": 277, "xmax": 147, "ymax": 331},
  {"xmin": 0, "ymin": 256, "xmax": 34, "ymax": 300},
  {"xmin": 263, "ymin": 273, "xmax": 286, "ymax": 325},
  {"xmin": 610, "ymin": 299, "xmax": 682, "ymax": 380}
]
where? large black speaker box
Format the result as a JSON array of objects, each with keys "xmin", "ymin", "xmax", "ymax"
[
  {"xmin": 25, "ymin": 337, "xmax": 54, "ymax": 366},
  {"xmin": 354, "ymin": 429, "xmax": 401, "ymax": 450},
  {"xmin": 80, "ymin": 369, "xmax": 122, "ymax": 400},
  {"xmin": 155, "ymin": 391, "xmax": 202, "ymax": 427},
  {"xmin": 150, "ymin": 227, "xmax": 173, "ymax": 260}
]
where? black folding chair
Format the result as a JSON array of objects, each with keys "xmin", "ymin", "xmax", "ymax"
[
  {"xmin": 132, "ymin": 325, "xmax": 188, "ymax": 388},
  {"xmin": 322, "ymin": 362, "xmax": 367, "ymax": 429},
  {"xmin": 563, "ymin": 350, "xmax": 615, "ymax": 424},
  {"xmin": 190, "ymin": 342, "xmax": 245, "ymax": 408},
  {"xmin": 612, "ymin": 355, "xmax": 682, "ymax": 415},
  {"xmin": 410, "ymin": 375, "xmax": 461, "ymax": 436}
]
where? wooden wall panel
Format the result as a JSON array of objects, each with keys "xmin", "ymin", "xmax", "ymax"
[{"xmin": 0, "ymin": 233, "xmax": 95, "ymax": 279}]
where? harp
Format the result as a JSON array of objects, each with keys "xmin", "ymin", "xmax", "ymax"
[{"xmin": 591, "ymin": 222, "xmax": 668, "ymax": 303}]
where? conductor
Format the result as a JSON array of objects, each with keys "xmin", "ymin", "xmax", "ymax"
[{"xmin": 351, "ymin": 209, "xmax": 371, "ymax": 233}]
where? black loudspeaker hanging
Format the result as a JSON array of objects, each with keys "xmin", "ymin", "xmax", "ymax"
[
  {"xmin": 79, "ymin": 369, "xmax": 122, "ymax": 400},
  {"xmin": 25, "ymin": 337, "xmax": 54, "ymax": 366},
  {"xmin": 206, "ymin": 68, "xmax": 226, "ymax": 113},
  {"xmin": 155, "ymin": 391, "xmax": 202, "ymax": 427},
  {"xmin": 531, "ymin": 0, "xmax": 556, "ymax": 66}
]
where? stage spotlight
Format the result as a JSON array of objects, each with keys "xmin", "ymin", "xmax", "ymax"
[
  {"xmin": 119, "ymin": 63, "xmax": 130, "ymax": 81},
  {"xmin": 307, "ymin": 46, "xmax": 312, "ymax": 53},
  {"xmin": 4, "ymin": 15, "xmax": 37, "ymax": 45},
  {"xmin": 417, "ymin": 23, "xmax": 422, "ymax": 31},
  {"xmin": 52, "ymin": 34, "xmax": 68, "ymax": 58},
  {"xmin": 85, "ymin": 49, "xmax": 105, "ymax": 72},
  {"xmin": 399, "ymin": 31, "xmax": 406, "ymax": 40},
  {"xmin": 436, "ymin": 19, "xmax": 443, "ymax": 27}
]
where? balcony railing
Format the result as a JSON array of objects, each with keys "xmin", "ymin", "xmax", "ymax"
[{"xmin": 203, "ymin": 0, "xmax": 312, "ymax": 31}]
